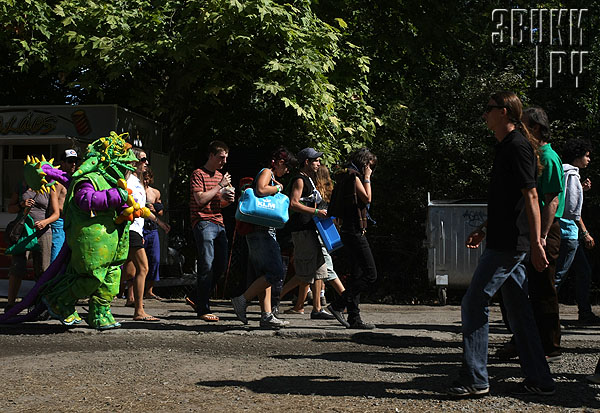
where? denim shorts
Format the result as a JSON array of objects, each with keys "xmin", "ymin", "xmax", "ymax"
[{"xmin": 246, "ymin": 228, "xmax": 285, "ymax": 292}]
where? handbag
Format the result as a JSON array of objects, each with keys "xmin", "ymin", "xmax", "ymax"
[
  {"xmin": 4, "ymin": 213, "xmax": 28, "ymax": 246},
  {"xmin": 235, "ymin": 170, "xmax": 290, "ymax": 229}
]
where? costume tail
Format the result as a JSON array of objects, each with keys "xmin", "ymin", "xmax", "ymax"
[{"xmin": 0, "ymin": 244, "xmax": 71, "ymax": 324}]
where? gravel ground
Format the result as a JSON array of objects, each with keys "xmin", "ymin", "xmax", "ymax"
[{"xmin": 1, "ymin": 300, "xmax": 599, "ymax": 412}]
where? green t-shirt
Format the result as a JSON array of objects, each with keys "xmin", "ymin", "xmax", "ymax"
[{"xmin": 538, "ymin": 143, "xmax": 565, "ymax": 218}]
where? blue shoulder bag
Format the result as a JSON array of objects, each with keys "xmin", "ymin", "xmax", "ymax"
[{"xmin": 235, "ymin": 169, "xmax": 290, "ymax": 229}]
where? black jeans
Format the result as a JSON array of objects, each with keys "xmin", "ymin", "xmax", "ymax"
[{"xmin": 333, "ymin": 231, "xmax": 377, "ymax": 322}]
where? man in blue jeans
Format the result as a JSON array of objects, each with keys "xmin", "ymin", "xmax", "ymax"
[
  {"xmin": 188, "ymin": 141, "xmax": 234, "ymax": 322},
  {"xmin": 447, "ymin": 92, "xmax": 555, "ymax": 397}
]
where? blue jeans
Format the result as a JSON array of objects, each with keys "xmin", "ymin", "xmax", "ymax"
[
  {"xmin": 246, "ymin": 228, "xmax": 285, "ymax": 295},
  {"xmin": 556, "ymin": 240, "xmax": 593, "ymax": 315},
  {"xmin": 192, "ymin": 221, "xmax": 228, "ymax": 316},
  {"xmin": 459, "ymin": 248, "xmax": 553, "ymax": 389},
  {"xmin": 50, "ymin": 218, "xmax": 65, "ymax": 263},
  {"xmin": 143, "ymin": 228, "xmax": 161, "ymax": 282}
]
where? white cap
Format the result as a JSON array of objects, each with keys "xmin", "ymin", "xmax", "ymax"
[{"xmin": 63, "ymin": 149, "xmax": 78, "ymax": 160}]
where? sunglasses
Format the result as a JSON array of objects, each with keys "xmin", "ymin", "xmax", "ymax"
[
  {"xmin": 485, "ymin": 105, "xmax": 505, "ymax": 113},
  {"xmin": 138, "ymin": 157, "xmax": 149, "ymax": 163}
]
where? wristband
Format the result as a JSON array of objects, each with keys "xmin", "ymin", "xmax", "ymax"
[
  {"xmin": 275, "ymin": 186, "xmax": 280, "ymax": 193},
  {"xmin": 582, "ymin": 230, "xmax": 590, "ymax": 237},
  {"xmin": 218, "ymin": 183, "xmax": 225, "ymax": 188},
  {"xmin": 314, "ymin": 208, "xmax": 318, "ymax": 216},
  {"xmin": 364, "ymin": 180, "xmax": 371, "ymax": 184}
]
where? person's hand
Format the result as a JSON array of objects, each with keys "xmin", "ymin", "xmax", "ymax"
[
  {"xmin": 22, "ymin": 198, "xmax": 35, "ymax": 208},
  {"xmin": 158, "ymin": 220, "xmax": 171, "ymax": 234},
  {"xmin": 540, "ymin": 237, "xmax": 547, "ymax": 249},
  {"xmin": 147, "ymin": 203, "xmax": 156, "ymax": 213},
  {"xmin": 34, "ymin": 220, "xmax": 47, "ymax": 231},
  {"xmin": 531, "ymin": 242, "xmax": 549, "ymax": 272},
  {"xmin": 584, "ymin": 234, "xmax": 595, "ymax": 249},
  {"xmin": 582, "ymin": 178, "xmax": 592, "ymax": 191},
  {"xmin": 219, "ymin": 172, "xmax": 231, "ymax": 188},
  {"xmin": 363, "ymin": 165, "xmax": 372, "ymax": 180},
  {"xmin": 223, "ymin": 190, "xmax": 235, "ymax": 202},
  {"xmin": 466, "ymin": 229, "xmax": 485, "ymax": 248},
  {"xmin": 316, "ymin": 209, "xmax": 328, "ymax": 219}
]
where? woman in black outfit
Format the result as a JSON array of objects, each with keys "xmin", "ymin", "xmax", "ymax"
[{"xmin": 327, "ymin": 148, "xmax": 378, "ymax": 329}]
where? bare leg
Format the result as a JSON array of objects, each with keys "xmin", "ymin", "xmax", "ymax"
[
  {"xmin": 7, "ymin": 274, "xmax": 22, "ymax": 307},
  {"xmin": 243, "ymin": 276, "xmax": 271, "ymax": 312},
  {"xmin": 123, "ymin": 261, "xmax": 136, "ymax": 305},
  {"xmin": 293, "ymin": 283, "xmax": 310, "ymax": 311},
  {"xmin": 280, "ymin": 276, "xmax": 302, "ymax": 300},
  {"xmin": 259, "ymin": 287, "xmax": 271, "ymax": 313},
  {"xmin": 328, "ymin": 277, "xmax": 345, "ymax": 295},
  {"xmin": 127, "ymin": 247, "xmax": 154, "ymax": 320},
  {"xmin": 312, "ymin": 279, "xmax": 323, "ymax": 312}
]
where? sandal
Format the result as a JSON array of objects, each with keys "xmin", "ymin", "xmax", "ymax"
[
  {"xmin": 199, "ymin": 313, "xmax": 219, "ymax": 322},
  {"xmin": 144, "ymin": 294, "xmax": 163, "ymax": 301},
  {"xmin": 133, "ymin": 315, "xmax": 160, "ymax": 322}
]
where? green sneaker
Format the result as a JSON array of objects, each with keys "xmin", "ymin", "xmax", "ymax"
[
  {"xmin": 42, "ymin": 296, "xmax": 80, "ymax": 326},
  {"xmin": 88, "ymin": 303, "xmax": 121, "ymax": 330}
]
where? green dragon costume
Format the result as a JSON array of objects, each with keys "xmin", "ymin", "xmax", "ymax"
[{"xmin": 5, "ymin": 132, "xmax": 150, "ymax": 330}]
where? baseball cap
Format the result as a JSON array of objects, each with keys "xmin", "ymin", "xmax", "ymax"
[
  {"xmin": 61, "ymin": 149, "xmax": 79, "ymax": 161},
  {"xmin": 297, "ymin": 147, "xmax": 323, "ymax": 164}
]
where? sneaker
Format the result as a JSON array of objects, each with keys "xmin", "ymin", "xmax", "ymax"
[
  {"xmin": 494, "ymin": 341, "xmax": 518, "ymax": 360},
  {"xmin": 586, "ymin": 374, "xmax": 600, "ymax": 384},
  {"xmin": 327, "ymin": 304, "xmax": 350, "ymax": 328},
  {"xmin": 446, "ymin": 381, "xmax": 489, "ymax": 397},
  {"xmin": 272, "ymin": 305, "xmax": 280, "ymax": 316},
  {"xmin": 578, "ymin": 312, "xmax": 600, "ymax": 326},
  {"xmin": 545, "ymin": 352, "xmax": 562, "ymax": 363},
  {"xmin": 348, "ymin": 319, "xmax": 375, "ymax": 329},
  {"xmin": 511, "ymin": 380, "xmax": 556, "ymax": 396},
  {"xmin": 310, "ymin": 309, "xmax": 335, "ymax": 320},
  {"xmin": 260, "ymin": 313, "xmax": 289, "ymax": 329},
  {"xmin": 231, "ymin": 295, "xmax": 248, "ymax": 325}
]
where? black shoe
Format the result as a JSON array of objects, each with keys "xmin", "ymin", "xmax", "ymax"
[
  {"xmin": 347, "ymin": 319, "xmax": 375, "ymax": 330},
  {"xmin": 446, "ymin": 381, "xmax": 489, "ymax": 398},
  {"xmin": 511, "ymin": 380, "xmax": 555, "ymax": 396},
  {"xmin": 327, "ymin": 304, "xmax": 350, "ymax": 328},
  {"xmin": 310, "ymin": 309, "xmax": 335, "ymax": 320},
  {"xmin": 578, "ymin": 312, "xmax": 600, "ymax": 326},
  {"xmin": 494, "ymin": 341, "xmax": 518, "ymax": 360}
]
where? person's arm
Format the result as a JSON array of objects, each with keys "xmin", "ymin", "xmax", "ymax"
[
  {"xmin": 466, "ymin": 220, "xmax": 488, "ymax": 249},
  {"xmin": 192, "ymin": 172, "xmax": 231, "ymax": 207},
  {"xmin": 255, "ymin": 169, "xmax": 280, "ymax": 197},
  {"xmin": 154, "ymin": 189, "xmax": 164, "ymax": 216},
  {"xmin": 522, "ymin": 187, "xmax": 549, "ymax": 271},
  {"xmin": 540, "ymin": 192, "xmax": 559, "ymax": 246},
  {"xmin": 290, "ymin": 177, "xmax": 327, "ymax": 219},
  {"xmin": 355, "ymin": 165, "xmax": 372, "ymax": 204},
  {"xmin": 576, "ymin": 217, "xmax": 595, "ymax": 249},
  {"xmin": 34, "ymin": 189, "xmax": 60, "ymax": 230}
]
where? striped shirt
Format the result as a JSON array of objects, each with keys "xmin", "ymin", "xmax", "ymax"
[{"xmin": 190, "ymin": 167, "xmax": 224, "ymax": 228}]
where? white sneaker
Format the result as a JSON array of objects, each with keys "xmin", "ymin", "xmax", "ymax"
[
  {"xmin": 231, "ymin": 295, "xmax": 248, "ymax": 324},
  {"xmin": 260, "ymin": 313, "xmax": 289, "ymax": 329}
]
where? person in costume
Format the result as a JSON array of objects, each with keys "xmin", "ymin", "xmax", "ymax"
[{"xmin": 1, "ymin": 132, "xmax": 155, "ymax": 330}]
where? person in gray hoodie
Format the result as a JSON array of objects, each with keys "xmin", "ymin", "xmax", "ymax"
[{"xmin": 555, "ymin": 139, "xmax": 600, "ymax": 325}]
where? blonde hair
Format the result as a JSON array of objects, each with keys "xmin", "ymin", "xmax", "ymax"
[{"xmin": 315, "ymin": 165, "xmax": 334, "ymax": 203}]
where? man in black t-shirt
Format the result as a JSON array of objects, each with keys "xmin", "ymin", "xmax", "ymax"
[{"xmin": 447, "ymin": 92, "xmax": 556, "ymax": 398}]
